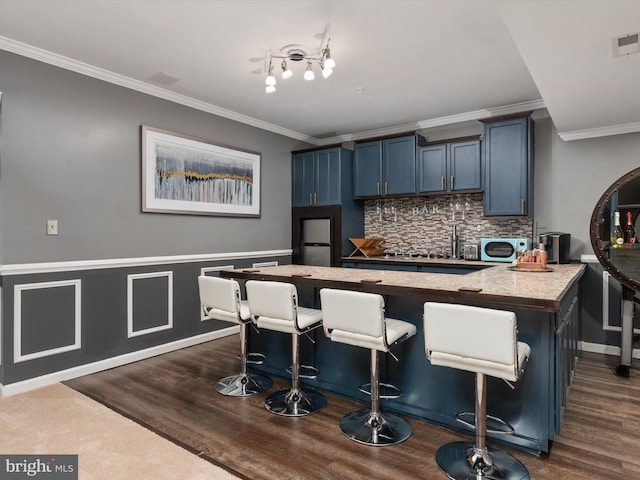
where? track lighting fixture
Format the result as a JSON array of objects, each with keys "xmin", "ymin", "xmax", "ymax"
[{"xmin": 262, "ymin": 38, "xmax": 336, "ymax": 93}]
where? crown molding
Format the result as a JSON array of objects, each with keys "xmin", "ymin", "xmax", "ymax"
[
  {"xmin": 417, "ymin": 99, "xmax": 546, "ymax": 130},
  {"xmin": 558, "ymin": 121, "xmax": 640, "ymax": 141},
  {"xmin": 1, "ymin": 36, "xmax": 550, "ymax": 146},
  {"xmin": 315, "ymin": 100, "xmax": 546, "ymax": 146},
  {"xmin": 0, "ymin": 36, "xmax": 317, "ymax": 144}
]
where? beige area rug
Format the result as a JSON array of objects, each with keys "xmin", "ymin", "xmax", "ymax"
[{"xmin": 0, "ymin": 383, "xmax": 240, "ymax": 480}]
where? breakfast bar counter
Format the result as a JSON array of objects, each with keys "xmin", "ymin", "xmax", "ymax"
[{"xmin": 221, "ymin": 263, "xmax": 585, "ymax": 455}]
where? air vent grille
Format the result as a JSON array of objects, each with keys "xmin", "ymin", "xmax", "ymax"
[
  {"xmin": 148, "ymin": 71, "xmax": 182, "ymax": 85},
  {"xmin": 613, "ymin": 33, "xmax": 640, "ymax": 57}
]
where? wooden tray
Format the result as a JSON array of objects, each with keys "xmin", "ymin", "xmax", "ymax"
[
  {"xmin": 507, "ymin": 266, "xmax": 554, "ymax": 273},
  {"xmin": 348, "ymin": 238, "xmax": 386, "ymax": 257}
]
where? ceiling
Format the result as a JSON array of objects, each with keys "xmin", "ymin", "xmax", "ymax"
[{"xmin": 0, "ymin": 0, "xmax": 639, "ymax": 145}]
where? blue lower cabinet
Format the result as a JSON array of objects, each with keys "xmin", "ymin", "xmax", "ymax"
[
  {"xmin": 342, "ymin": 261, "xmax": 417, "ymax": 272},
  {"xmin": 247, "ymin": 289, "xmax": 578, "ymax": 455}
]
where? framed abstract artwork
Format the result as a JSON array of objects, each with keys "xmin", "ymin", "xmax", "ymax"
[{"xmin": 141, "ymin": 126, "xmax": 261, "ymax": 217}]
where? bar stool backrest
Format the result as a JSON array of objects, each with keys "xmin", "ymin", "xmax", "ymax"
[
  {"xmin": 246, "ymin": 280, "xmax": 300, "ymax": 329},
  {"xmin": 424, "ymin": 302, "xmax": 520, "ymax": 381},
  {"xmin": 320, "ymin": 288, "xmax": 385, "ymax": 339},
  {"xmin": 198, "ymin": 276, "xmax": 245, "ymax": 324}
]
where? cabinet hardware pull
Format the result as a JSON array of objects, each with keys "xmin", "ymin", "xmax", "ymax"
[
  {"xmin": 309, "ymin": 193, "xmax": 313, "ymax": 205},
  {"xmin": 377, "ymin": 182, "xmax": 380, "ymax": 195},
  {"xmin": 384, "ymin": 182, "xmax": 388, "ymax": 195},
  {"xmin": 521, "ymin": 199, "xmax": 525, "ymax": 214},
  {"xmin": 314, "ymin": 192, "xmax": 317, "ymax": 205},
  {"xmin": 450, "ymin": 176, "xmax": 454, "ymax": 191},
  {"xmin": 441, "ymin": 176, "xmax": 444, "ymax": 191}
]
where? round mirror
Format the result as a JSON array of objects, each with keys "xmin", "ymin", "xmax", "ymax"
[{"xmin": 590, "ymin": 166, "xmax": 640, "ymax": 291}]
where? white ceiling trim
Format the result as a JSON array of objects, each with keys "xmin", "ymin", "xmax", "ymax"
[
  {"xmin": 417, "ymin": 100, "xmax": 546, "ymax": 130},
  {"xmin": 558, "ymin": 121, "xmax": 640, "ymax": 141},
  {"xmin": 0, "ymin": 36, "xmax": 315, "ymax": 143},
  {"xmin": 0, "ymin": 35, "xmax": 545, "ymax": 146}
]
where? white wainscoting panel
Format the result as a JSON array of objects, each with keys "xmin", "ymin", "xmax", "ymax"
[
  {"xmin": 127, "ymin": 271, "xmax": 173, "ymax": 338},
  {"xmin": 13, "ymin": 279, "xmax": 82, "ymax": 363}
]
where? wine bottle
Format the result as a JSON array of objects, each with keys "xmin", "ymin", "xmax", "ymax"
[
  {"xmin": 611, "ymin": 211, "xmax": 624, "ymax": 248},
  {"xmin": 624, "ymin": 211, "xmax": 636, "ymax": 247}
]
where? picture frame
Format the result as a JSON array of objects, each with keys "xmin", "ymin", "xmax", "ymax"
[{"xmin": 141, "ymin": 125, "xmax": 261, "ymax": 217}]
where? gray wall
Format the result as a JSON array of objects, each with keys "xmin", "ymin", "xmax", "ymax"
[
  {"xmin": 533, "ymin": 118, "xmax": 640, "ymax": 258},
  {"xmin": 0, "ymin": 50, "xmax": 310, "ymax": 264}
]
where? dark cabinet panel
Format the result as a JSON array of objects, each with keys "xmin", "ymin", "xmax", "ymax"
[
  {"xmin": 353, "ymin": 141, "xmax": 382, "ymax": 197},
  {"xmin": 417, "ymin": 140, "xmax": 480, "ymax": 193},
  {"xmin": 354, "ymin": 135, "xmax": 419, "ymax": 198},
  {"xmin": 483, "ymin": 117, "xmax": 533, "ymax": 216},
  {"xmin": 292, "ymin": 147, "xmax": 352, "ymax": 207},
  {"xmin": 383, "ymin": 136, "xmax": 417, "ymax": 195},
  {"xmin": 292, "ymin": 151, "xmax": 316, "ymax": 206},
  {"xmin": 450, "ymin": 140, "xmax": 481, "ymax": 191}
]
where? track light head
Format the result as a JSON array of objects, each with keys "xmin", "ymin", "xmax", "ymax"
[{"xmin": 281, "ymin": 60, "xmax": 293, "ymax": 80}]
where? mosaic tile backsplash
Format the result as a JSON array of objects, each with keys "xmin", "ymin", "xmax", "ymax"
[{"xmin": 363, "ymin": 193, "xmax": 533, "ymax": 256}]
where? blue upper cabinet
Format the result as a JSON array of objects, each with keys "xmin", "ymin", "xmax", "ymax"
[
  {"xmin": 383, "ymin": 136, "xmax": 417, "ymax": 195},
  {"xmin": 417, "ymin": 144, "xmax": 447, "ymax": 192},
  {"xmin": 353, "ymin": 141, "xmax": 382, "ymax": 197},
  {"xmin": 354, "ymin": 134, "xmax": 420, "ymax": 198},
  {"xmin": 292, "ymin": 151, "xmax": 316, "ymax": 206},
  {"xmin": 417, "ymin": 140, "xmax": 480, "ymax": 193},
  {"xmin": 449, "ymin": 140, "xmax": 481, "ymax": 191},
  {"xmin": 292, "ymin": 147, "xmax": 353, "ymax": 207},
  {"xmin": 482, "ymin": 116, "xmax": 533, "ymax": 216}
]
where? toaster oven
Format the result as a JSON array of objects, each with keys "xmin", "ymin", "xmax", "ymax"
[{"xmin": 480, "ymin": 238, "xmax": 530, "ymax": 262}]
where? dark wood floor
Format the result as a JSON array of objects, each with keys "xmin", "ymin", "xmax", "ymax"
[{"xmin": 65, "ymin": 335, "xmax": 640, "ymax": 480}]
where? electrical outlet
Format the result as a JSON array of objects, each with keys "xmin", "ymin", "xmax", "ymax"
[{"xmin": 47, "ymin": 219, "xmax": 58, "ymax": 235}]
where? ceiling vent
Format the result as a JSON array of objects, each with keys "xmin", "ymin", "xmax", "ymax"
[
  {"xmin": 148, "ymin": 71, "xmax": 182, "ymax": 85},
  {"xmin": 612, "ymin": 33, "xmax": 640, "ymax": 57}
]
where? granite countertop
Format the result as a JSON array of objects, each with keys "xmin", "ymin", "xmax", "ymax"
[{"xmin": 222, "ymin": 263, "xmax": 586, "ymax": 313}]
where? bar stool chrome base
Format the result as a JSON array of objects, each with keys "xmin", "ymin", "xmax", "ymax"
[
  {"xmin": 215, "ymin": 372, "xmax": 272, "ymax": 397},
  {"xmin": 264, "ymin": 387, "xmax": 327, "ymax": 417},
  {"xmin": 339, "ymin": 409, "xmax": 412, "ymax": 446},
  {"xmin": 435, "ymin": 442, "xmax": 530, "ymax": 480}
]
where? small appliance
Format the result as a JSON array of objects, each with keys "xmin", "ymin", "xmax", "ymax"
[
  {"xmin": 463, "ymin": 244, "xmax": 479, "ymax": 260},
  {"xmin": 480, "ymin": 238, "xmax": 530, "ymax": 263},
  {"xmin": 538, "ymin": 232, "xmax": 571, "ymax": 264}
]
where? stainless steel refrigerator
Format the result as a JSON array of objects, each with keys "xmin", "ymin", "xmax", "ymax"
[
  {"xmin": 301, "ymin": 218, "xmax": 332, "ymax": 266},
  {"xmin": 292, "ymin": 205, "xmax": 363, "ymax": 267}
]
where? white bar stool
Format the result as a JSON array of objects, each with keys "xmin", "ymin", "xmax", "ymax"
[
  {"xmin": 246, "ymin": 280, "xmax": 327, "ymax": 416},
  {"xmin": 320, "ymin": 288, "xmax": 416, "ymax": 446},
  {"xmin": 423, "ymin": 302, "xmax": 531, "ymax": 480},
  {"xmin": 197, "ymin": 276, "xmax": 272, "ymax": 396}
]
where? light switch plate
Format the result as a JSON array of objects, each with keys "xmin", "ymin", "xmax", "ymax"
[{"xmin": 47, "ymin": 219, "xmax": 58, "ymax": 235}]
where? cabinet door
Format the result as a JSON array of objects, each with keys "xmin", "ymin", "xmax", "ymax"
[
  {"xmin": 383, "ymin": 136, "xmax": 416, "ymax": 195},
  {"xmin": 315, "ymin": 148, "xmax": 341, "ymax": 205},
  {"xmin": 417, "ymin": 145, "xmax": 447, "ymax": 192},
  {"xmin": 483, "ymin": 117, "xmax": 531, "ymax": 216},
  {"xmin": 354, "ymin": 141, "xmax": 382, "ymax": 197},
  {"xmin": 292, "ymin": 152, "xmax": 316, "ymax": 207},
  {"xmin": 449, "ymin": 140, "xmax": 481, "ymax": 191}
]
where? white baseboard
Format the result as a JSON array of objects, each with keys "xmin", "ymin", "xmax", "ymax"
[
  {"xmin": 0, "ymin": 325, "xmax": 240, "ymax": 397},
  {"xmin": 580, "ymin": 341, "xmax": 640, "ymax": 359}
]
